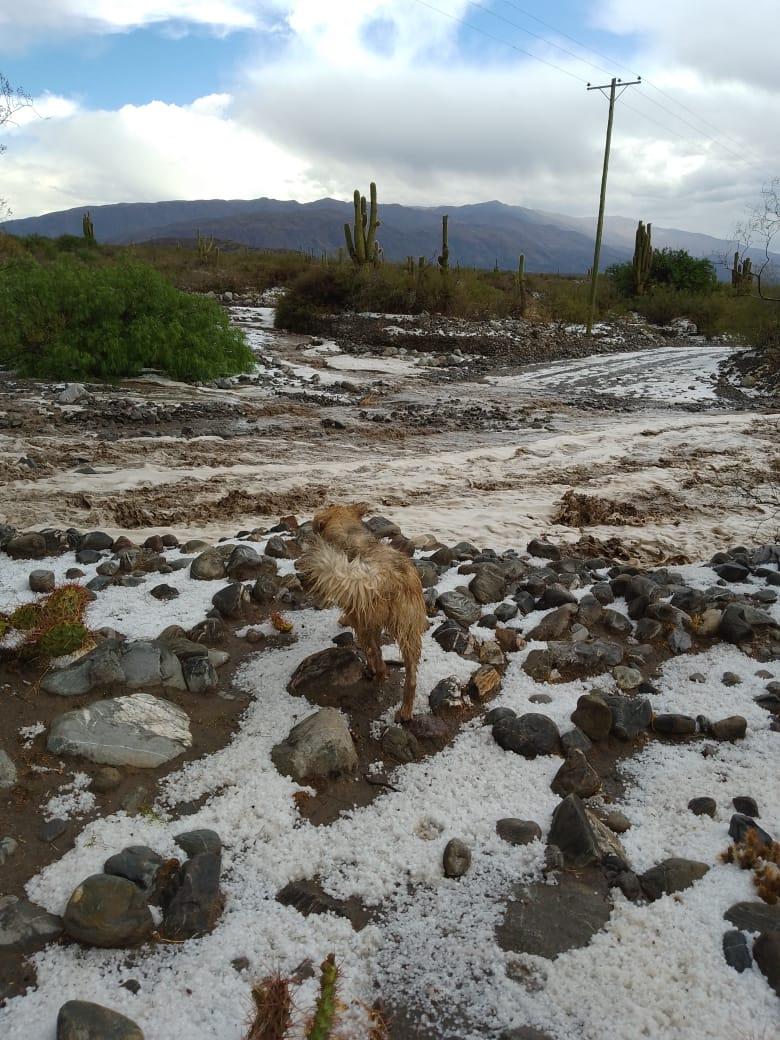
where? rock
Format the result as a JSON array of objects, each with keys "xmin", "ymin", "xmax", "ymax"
[
  {"xmin": 550, "ymin": 749, "xmax": 600, "ymax": 798},
  {"xmin": 63, "ymin": 875, "xmax": 154, "ymax": 947},
  {"xmin": 276, "ymin": 880, "xmax": 362, "ymax": 926},
  {"xmin": 523, "ymin": 639, "xmax": 624, "ymax": 682},
  {"xmin": 478, "ymin": 640, "xmax": 506, "ymax": 668},
  {"xmin": 492, "ymin": 713, "xmax": 560, "ymax": 758},
  {"xmin": 414, "ymin": 560, "xmax": 439, "ymax": 589},
  {"xmin": 561, "ymin": 727, "xmax": 592, "ymax": 754},
  {"xmin": 605, "ymin": 811, "xmax": 631, "ymax": 834},
  {"xmin": 41, "ymin": 643, "xmax": 125, "ymax": 696},
  {"xmin": 495, "ymin": 601, "xmax": 519, "ymax": 622},
  {"xmin": 688, "ymin": 797, "xmax": 717, "ymax": 818},
  {"xmin": 429, "ymin": 676, "xmax": 466, "ymax": 712},
  {"xmin": 528, "ymin": 603, "xmax": 577, "ymax": 641},
  {"xmin": 468, "ymin": 664, "xmax": 502, "ymax": 701},
  {"xmin": 667, "ymin": 627, "xmax": 693, "ymax": 654},
  {"xmin": 722, "ymin": 671, "xmax": 743, "ymax": 687},
  {"xmin": 264, "ymin": 535, "xmax": 290, "ymax": 559},
  {"xmin": 529, "ymin": 693, "xmax": 552, "ymax": 704},
  {"xmin": 710, "ymin": 715, "xmax": 747, "ymax": 741},
  {"xmin": 725, "ymin": 902, "xmax": 780, "ymax": 934},
  {"xmin": 719, "ymin": 603, "xmax": 777, "ymax": 643},
  {"xmin": 181, "ymin": 654, "xmax": 218, "ymax": 694},
  {"xmin": 28, "ymin": 568, "xmax": 55, "ymax": 593},
  {"xmin": 496, "ymin": 819, "xmax": 542, "ymax": 845},
  {"xmin": 57, "ymin": 1000, "xmax": 144, "ymax": 1040},
  {"xmin": 77, "ymin": 548, "xmax": 103, "ymax": 565},
  {"xmin": 0, "ymin": 895, "xmax": 63, "ymax": 947},
  {"xmin": 288, "ymin": 646, "xmax": 366, "ymax": 696},
  {"xmin": 104, "ymin": 846, "xmax": 164, "ymax": 893},
  {"xmin": 547, "ymin": 794, "xmax": 625, "ymax": 869},
  {"xmin": 120, "ymin": 641, "xmax": 163, "ymax": 688},
  {"xmin": 639, "ymin": 858, "xmax": 709, "ymax": 901},
  {"xmin": 470, "ymin": 564, "xmax": 507, "ymax": 604},
  {"xmin": 381, "ymin": 726, "xmax": 421, "ymax": 763},
  {"xmin": 0, "ymin": 750, "xmax": 18, "ymax": 789},
  {"xmin": 406, "ymin": 715, "xmax": 452, "ymax": 744},
  {"xmin": 437, "ymin": 589, "xmax": 482, "ymax": 626},
  {"xmin": 722, "ymin": 930, "xmax": 753, "ymax": 973},
  {"xmin": 226, "ymin": 544, "xmax": 267, "ymax": 580},
  {"xmin": 41, "ymin": 818, "xmax": 67, "ymax": 843},
  {"xmin": 653, "ymin": 714, "xmax": 697, "ymax": 736},
  {"xmin": 271, "ymin": 709, "xmax": 358, "ymax": 781},
  {"xmin": 498, "ymin": 873, "xmax": 612, "ymax": 960},
  {"xmin": 485, "ymin": 706, "xmax": 516, "ymax": 726},
  {"xmin": 571, "ymin": 693, "xmax": 612, "ymax": 741},
  {"xmin": 90, "ymin": 766, "xmax": 122, "ymax": 793},
  {"xmin": 5, "ymin": 532, "xmax": 47, "ymax": 559},
  {"xmin": 602, "ymin": 693, "xmax": 652, "ymax": 741},
  {"xmin": 48, "ymin": 694, "xmax": 192, "ymax": 767},
  {"xmin": 728, "ymin": 814, "xmax": 774, "ymax": 847},
  {"xmin": 432, "ymin": 619, "xmax": 474, "ymax": 655},
  {"xmin": 0, "ymin": 836, "xmax": 18, "ymax": 865},
  {"xmin": 733, "ymin": 796, "xmax": 759, "ymax": 818},
  {"xmin": 174, "ymin": 829, "xmax": 222, "ymax": 857},
  {"xmin": 527, "ymin": 538, "xmax": 560, "ymax": 561},
  {"xmin": 753, "ymin": 932, "xmax": 780, "ymax": 996},
  {"xmin": 443, "ymin": 838, "xmax": 471, "ymax": 878},
  {"xmin": 697, "ymin": 609, "xmax": 723, "ymax": 637},
  {"xmin": 613, "ymin": 666, "xmax": 642, "ymax": 691},
  {"xmin": 189, "ymin": 550, "xmax": 225, "ymax": 581},
  {"xmin": 150, "ymin": 584, "xmax": 179, "ymax": 601},
  {"xmin": 714, "ymin": 562, "xmax": 750, "ymax": 582},
  {"xmin": 161, "ymin": 852, "xmax": 222, "ymax": 940},
  {"xmin": 212, "ymin": 582, "xmax": 251, "ymax": 618}
]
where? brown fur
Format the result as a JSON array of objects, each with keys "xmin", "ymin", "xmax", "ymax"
[{"xmin": 300, "ymin": 504, "xmax": 428, "ymax": 721}]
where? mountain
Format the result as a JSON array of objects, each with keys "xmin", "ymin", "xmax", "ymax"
[{"xmin": 3, "ymin": 197, "xmax": 774, "ymax": 277}]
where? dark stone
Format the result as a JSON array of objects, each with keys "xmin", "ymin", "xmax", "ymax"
[
  {"xmin": 653, "ymin": 714, "xmax": 697, "ymax": 736},
  {"xmin": 732, "ymin": 796, "xmax": 759, "ymax": 818},
  {"xmin": 498, "ymin": 872, "xmax": 611, "ymax": 960},
  {"xmin": 470, "ymin": 564, "xmax": 507, "ymax": 604},
  {"xmin": 492, "ymin": 713, "xmax": 560, "ymax": 758},
  {"xmin": 538, "ymin": 583, "xmax": 577, "ymax": 609},
  {"xmin": 414, "ymin": 560, "xmax": 439, "ymax": 588},
  {"xmin": 550, "ymin": 749, "xmax": 600, "ymax": 798},
  {"xmin": 405, "ymin": 715, "xmax": 452, "ymax": 744},
  {"xmin": 571, "ymin": 693, "xmax": 612, "ymax": 741},
  {"xmin": 527, "ymin": 603, "xmax": 577, "ymax": 641},
  {"xmin": 288, "ymin": 646, "xmax": 366, "ymax": 696},
  {"xmin": 63, "ymin": 875, "xmax": 154, "ymax": 947},
  {"xmin": 181, "ymin": 654, "xmax": 218, "ymax": 694},
  {"xmin": 602, "ymin": 609, "xmax": 631, "ymax": 635},
  {"xmin": 722, "ymin": 929, "xmax": 752, "ymax": 973},
  {"xmin": 484, "ymin": 706, "xmax": 516, "ymax": 726},
  {"xmin": 527, "ymin": 539, "xmax": 560, "ymax": 561},
  {"xmin": 635, "ymin": 617, "xmax": 662, "ymax": 641},
  {"xmin": 443, "ymin": 838, "xmax": 471, "ymax": 878},
  {"xmin": 432, "ymin": 619, "xmax": 472, "ymax": 655},
  {"xmin": 277, "ymin": 880, "xmax": 362, "ymax": 925},
  {"xmin": 0, "ymin": 896, "xmax": 63, "ymax": 948},
  {"xmin": 82, "ymin": 531, "xmax": 114, "ymax": 551},
  {"xmin": 381, "ymin": 726, "xmax": 421, "ymax": 763},
  {"xmin": 688, "ymin": 797, "xmax": 716, "ymax": 818},
  {"xmin": 496, "ymin": 819, "xmax": 542, "ymax": 846},
  {"xmin": 5, "ymin": 532, "xmax": 47, "ymax": 559},
  {"xmin": 710, "ymin": 716, "xmax": 747, "ymax": 741},
  {"xmin": 728, "ymin": 814, "xmax": 774, "ymax": 847},
  {"xmin": 561, "ymin": 727, "xmax": 592, "ymax": 754},
  {"xmin": 725, "ymin": 902, "xmax": 780, "ymax": 934},
  {"xmin": 211, "ymin": 582, "xmax": 251, "ymax": 618},
  {"xmin": 437, "ymin": 589, "xmax": 482, "ymax": 626},
  {"xmin": 753, "ymin": 932, "xmax": 780, "ymax": 996},
  {"xmin": 40, "ymin": 818, "xmax": 67, "ymax": 843},
  {"xmin": 603, "ymin": 693, "xmax": 652, "ymax": 740},
  {"xmin": 57, "ymin": 1000, "xmax": 143, "ymax": 1040},
  {"xmin": 547, "ymin": 795, "xmax": 603, "ymax": 868},
  {"xmin": 495, "ymin": 601, "xmax": 519, "ymax": 622},
  {"xmin": 150, "ymin": 584, "xmax": 179, "ymax": 601},
  {"xmin": 713, "ymin": 562, "xmax": 750, "ymax": 583},
  {"xmin": 640, "ymin": 858, "xmax": 709, "ymax": 901},
  {"xmin": 104, "ymin": 846, "xmax": 164, "ymax": 893},
  {"xmin": 428, "ymin": 676, "xmax": 466, "ymax": 712},
  {"xmin": 161, "ymin": 852, "xmax": 222, "ymax": 940},
  {"xmin": 90, "ymin": 766, "xmax": 122, "ymax": 793},
  {"xmin": 174, "ymin": 829, "xmax": 222, "ymax": 857}
]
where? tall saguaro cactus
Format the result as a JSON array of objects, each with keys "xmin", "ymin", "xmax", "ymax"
[
  {"xmin": 731, "ymin": 251, "xmax": 753, "ymax": 293},
  {"xmin": 516, "ymin": 253, "xmax": 527, "ymax": 316},
  {"xmin": 438, "ymin": 215, "xmax": 449, "ymax": 274},
  {"xmin": 82, "ymin": 211, "xmax": 95, "ymax": 244},
  {"xmin": 632, "ymin": 220, "xmax": 653, "ymax": 295},
  {"xmin": 344, "ymin": 182, "xmax": 380, "ymax": 266}
]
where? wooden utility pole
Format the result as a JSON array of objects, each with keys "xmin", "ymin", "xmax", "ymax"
[{"xmin": 586, "ymin": 76, "xmax": 641, "ymax": 336}]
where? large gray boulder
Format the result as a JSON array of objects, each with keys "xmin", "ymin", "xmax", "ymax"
[
  {"xmin": 48, "ymin": 694, "xmax": 191, "ymax": 767},
  {"xmin": 271, "ymin": 708, "xmax": 358, "ymax": 781}
]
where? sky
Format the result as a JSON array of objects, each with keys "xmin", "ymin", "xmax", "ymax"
[{"xmin": 0, "ymin": 1, "xmax": 776, "ymax": 235}]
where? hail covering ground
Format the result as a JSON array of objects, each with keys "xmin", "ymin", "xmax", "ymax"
[{"xmin": 0, "ymin": 528, "xmax": 778, "ymax": 1040}]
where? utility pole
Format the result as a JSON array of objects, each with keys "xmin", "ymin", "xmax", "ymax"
[{"xmin": 586, "ymin": 76, "xmax": 641, "ymax": 336}]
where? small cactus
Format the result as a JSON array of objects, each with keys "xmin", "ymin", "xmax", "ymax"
[
  {"xmin": 38, "ymin": 622, "xmax": 89, "ymax": 658},
  {"xmin": 438, "ymin": 215, "xmax": 449, "ymax": 274},
  {"xmin": 731, "ymin": 251, "xmax": 753, "ymax": 294},
  {"xmin": 245, "ymin": 973, "xmax": 294, "ymax": 1040},
  {"xmin": 516, "ymin": 253, "xmax": 527, "ymax": 316},
  {"xmin": 82, "ymin": 211, "xmax": 95, "ymax": 244},
  {"xmin": 632, "ymin": 220, "xmax": 653, "ymax": 295},
  {"xmin": 10, "ymin": 603, "xmax": 42, "ymax": 631},
  {"xmin": 306, "ymin": 954, "xmax": 339, "ymax": 1040}
]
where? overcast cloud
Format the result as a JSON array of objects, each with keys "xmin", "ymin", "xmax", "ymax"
[{"xmin": 0, "ymin": 0, "xmax": 776, "ymax": 235}]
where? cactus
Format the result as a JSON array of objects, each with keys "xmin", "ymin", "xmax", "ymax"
[
  {"xmin": 196, "ymin": 228, "xmax": 217, "ymax": 262},
  {"xmin": 731, "ymin": 251, "xmax": 753, "ymax": 293},
  {"xmin": 515, "ymin": 253, "xmax": 527, "ymax": 316},
  {"xmin": 82, "ymin": 211, "xmax": 95, "ymax": 244},
  {"xmin": 306, "ymin": 954, "xmax": 339, "ymax": 1040},
  {"xmin": 245, "ymin": 973, "xmax": 294, "ymax": 1040},
  {"xmin": 632, "ymin": 220, "xmax": 653, "ymax": 296},
  {"xmin": 344, "ymin": 182, "xmax": 380, "ymax": 266},
  {"xmin": 38, "ymin": 622, "xmax": 89, "ymax": 658},
  {"xmin": 438, "ymin": 215, "xmax": 449, "ymax": 274}
]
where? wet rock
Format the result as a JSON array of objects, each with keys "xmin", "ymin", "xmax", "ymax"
[
  {"xmin": 180, "ymin": 654, "xmax": 217, "ymax": 694},
  {"xmin": 5, "ymin": 532, "xmax": 47, "ymax": 559},
  {"xmin": 653, "ymin": 714, "xmax": 697, "ymax": 736},
  {"xmin": 725, "ymin": 902, "xmax": 780, "ymax": 934},
  {"xmin": 602, "ymin": 693, "xmax": 652, "ymax": 741},
  {"xmin": 561, "ymin": 727, "xmax": 592, "ymax": 754},
  {"xmin": 48, "ymin": 694, "xmax": 192, "ymax": 767},
  {"xmin": 437, "ymin": 589, "xmax": 482, "ymax": 626},
  {"xmin": 90, "ymin": 766, "xmax": 122, "ymax": 793},
  {"xmin": 613, "ymin": 666, "xmax": 642, "ymax": 691},
  {"xmin": 271, "ymin": 708, "xmax": 357, "ymax": 781},
  {"xmin": 120, "ymin": 641, "xmax": 163, "ymax": 688},
  {"xmin": 710, "ymin": 715, "xmax": 747, "ymax": 741},
  {"xmin": 719, "ymin": 603, "xmax": 776, "ymax": 644},
  {"xmin": 225, "ymin": 544, "xmax": 268, "ymax": 580},
  {"xmin": 432, "ymin": 619, "xmax": 474, "ymax": 655},
  {"xmin": 485, "ymin": 706, "xmax": 516, "ymax": 726},
  {"xmin": 635, "ymin": 618, "xmax": 662, "ymax": 641},
  {"xmin": 406, "ymin": 715, "xmax": 452, "ymax": 744},
  {"xmin": 714, "ymin": 562, "xmax": 750, "ymax": 583},
  {"xmin": 211, "ymin": 582, "xmax": 251, "ymax": 618},
  {"xmin": 63, "ymin": 875, "xmax": 154, "ymax": 947},
  {"xmin": 668, "ymin": 628, "xmax": 693, "ymax": 654},
  {"xmin": 174, "ymin": 829, "xmax": 222, "ymax": 857},
  {"xmin": 57, "ymin": 1000, "xmax": 144, "ymax": 1040},
  {"xmin": 276, "ymin": 880, "xmax": 364, "ymax": 928},
  {"xmin": 722, "ymin": 930, "xmax": 752, "ymax": 973},
  {"xmin": 496, "ymin": 819, "xmax": 542, "ymax": 846},
  {"xmin": 0, "ymin": 750, "xmax": 17, "ymax": 789},
  {"xmin": 468, "ymin": 664, "xmax": 502, "ymax": 701},
  {"xmin": 753, "ymin": 932, "xmax": 780, "ymax": 996},
  {"xmin": 527, "ymin": 539, "xmax": 560, "ymax": 561},
  {"xmin": 722, "ymin": 671, "xmax": 743, "ymax": 687},
  {"xmin": 492, "ymin": 713, "xmax": 560, "ymax": 758},
  {"xmin": 104, "ymin": 846, "xmax": 164, "ymax": 893},
  {"xmin": 527, "ymin": 603, "xmax": 577, "ymax": 641},
  {"xmin": 550, "ymin": 749, "xmax": 600, "ymax": 798},
  {"xmin": 0, "ymin": 837, "xmax": 18, "ymax": 865},
  {"xmin": 733, "ymin": 796, "xmax": 759, "ymax": 818},
  {"xmin": 288, "ymin": 646, "xmax": 366, "ymax": 696},
  {"xmin": 381, "ymin": 726, "xmax": 421, "ymax": 763},
  {"xmin": 41, "ymin": 818, "xmax": 67, "ymax": 843},
  {"xmin": 29, "ymin": 568, "xmax": 55, "ymax": 593},
  {"xmin": 602, "ymin": 609, "xmax": 631, "ymax": 636},
  {"xmin": 161, "ymin": 852, "xmax": 222, "ymax": 940},
  {"xmin": 498, "ymin": 872, "xmax": 612, "ymax": 960},
  {"xmin": 0, "ymin": 896, "xmax": 63, "ymax": 947},
  {"xmin": 470, "ymin": 564, "xmax": 507, "ymax": 604},
  {"xmin": 82, "ymin": 531, "xmax": 114, "ymax": 551},
  {"xmin": 571, "ymin": 693, "xmax": 612, "ymax": 741},
  {"xmin": 538, "ymin": 583, "xmax": 577, "ymax": 609},
  {"xmin": 605, "ymin": 811, "xmax": 631, "ymax": 834},
  {"xmin": 413, "ymin": 560, "xmax": 439, "ymax": 589},
  {"xmin": 728, "ymin": 814, "xmax": 774, "ymax": 847},
  {"xmin": 495, "ymin": 601, "xmax": 519, "ymax": 622},
  {"xmin": 264, "ymin": 535, "xmax": 290, "ymax": 559},
  {"xmin": 639, "ymin": 858, "xmax": 709, "ymax": 901},
  {"xmin": 443, "ymin": 838, "xmax": 471, "ymax": 878},
  {"xmin": 547, "ymin": 794, "xmax": 625, "ymax": 869},
  {"xmin": 688, "ymin": 797, "xmax": 717, "ymax": 818},
  {"xmin": 77, "ymin": 548, "xmax": 103, "ymax": 565},
  {"xmin": 190, "ymin": 550, "xmax": 226, "ymax": 581},
  {"xmin": 150, "ymin": 584, "xmax": 179, "ymax": 601},
  {"xmin": 428, "ymin": 676, "xmax": 467, "ymax": 712}
]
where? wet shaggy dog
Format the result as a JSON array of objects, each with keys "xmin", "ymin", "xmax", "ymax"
[{"xmin": 299, "ymin": 504, "xmax": 428, "ymax": 721}]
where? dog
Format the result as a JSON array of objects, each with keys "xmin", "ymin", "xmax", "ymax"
[{"xmin": 299, "ymin": 504, "xmax": 428, "ymax": 721}]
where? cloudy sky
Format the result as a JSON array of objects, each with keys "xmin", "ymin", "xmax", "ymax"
[{"xmin": 0, "ymin": 1, "xmax": 775, "ymax": 235}]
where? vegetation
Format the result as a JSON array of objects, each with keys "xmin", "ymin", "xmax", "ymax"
[
  {"xmin": 1, "ymin": 584, "xmax": 92, "ymax": 662},
  {"xmin": 344, "ymin": 182, "xmax": 380, "ymax": 266},
  {"xmin": 607, "ymin": 246, "xmax": 718, "ymax": 297},
  {"xmin": 0, "ymin": 252, "xmax": 253, "ymax": 381},
  {"xmin": 632, "ymin": 220, "xmax": 653, "ymax": 296}
]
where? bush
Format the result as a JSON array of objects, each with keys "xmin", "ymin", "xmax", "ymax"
[
  {"xmin": 607, "ymin": 248, "xmax": 717, "ymax": 297},
  {"xmin": 0, "ymin": 256, "xmax": 254, "ymax": 381}
]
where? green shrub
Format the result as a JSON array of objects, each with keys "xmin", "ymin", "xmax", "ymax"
[
  {"xmin": 607, "ymin": 248, "xmax": 717, "ymax": 297},
  {"xmin": 0, "ymin": 256, "xmax": 254, "ymax": 381}
]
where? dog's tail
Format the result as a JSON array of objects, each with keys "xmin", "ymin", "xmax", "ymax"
[{"xmin": 298, "ymin": 536, "xmax": 379, "ymax": 618}]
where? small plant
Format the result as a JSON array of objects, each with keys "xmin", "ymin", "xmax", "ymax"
[
  {"xmin": 37, "ymin": 622, "xmax": 89, "ymax": 657},
  {"xmin": 245, "ymin": 973, "xmax": 294, "ymax": 1040},
  {"xmin": 721, "ymin": 827, "xmax": 780, "ymax": 904},
  {"xmin": 270, "ymin": 612, "xmax": 293, "ymax": 634},
  {"xmin": 9, "ymin": 602, "xmax": 42, "ymax": 631},
  {"xmin": 306, "ymin": 954, "xmax": 339, "ymax": 1040},
  {"xmin": 244, "ymin": 955, "xmax": 351, "ymax": 1040},
  {"xmin": 3, "ymin": 584, "xmax": 92, "ymax": 662}
]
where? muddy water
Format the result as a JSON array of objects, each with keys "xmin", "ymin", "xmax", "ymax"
[{"xmin": 1, "ymin": 307, "xmax": 777, "ymax": 560}]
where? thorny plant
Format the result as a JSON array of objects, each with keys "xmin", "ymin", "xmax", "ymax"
[{"xmin": 721, "ymin": 828, "xmax": 780, "ymax": 905}]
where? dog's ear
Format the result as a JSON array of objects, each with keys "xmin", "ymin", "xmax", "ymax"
[{"xmin": 349, "ymin": 503, "xmax": 367, "ymax": 520}]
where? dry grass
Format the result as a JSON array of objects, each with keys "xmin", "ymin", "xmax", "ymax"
[{"xmin": 721, "ymin": 827, "xmax": 780, "ymax": 904}]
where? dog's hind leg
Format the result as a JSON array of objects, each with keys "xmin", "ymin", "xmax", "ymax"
[
  {"xmin": 354, "ymin": 625, "xmax": 387, "ymax": 682},
  {"xmin": 396, "ymin": 632, "xmax": 421, "ymax": 722}
]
